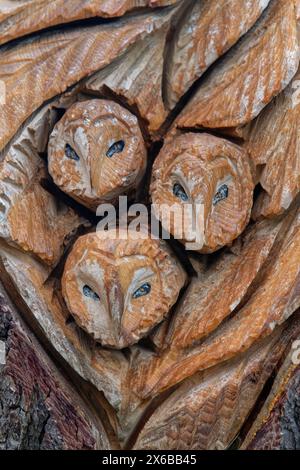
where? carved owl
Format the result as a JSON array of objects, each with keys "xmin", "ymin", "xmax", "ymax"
[
  {"xmin": 151, "ymin": 133, "xmax": 254, "ymax": 252},
  {"xmin": 62, "ymin": 230, "xmax": 186, "ymax": 348},
  {"xmin": 48, "ymin": 99, "xmax": 147, "ymax": 210},
  {"xmin": 0, "ymin": 0, "xmax": 299, "ymax": 452}
]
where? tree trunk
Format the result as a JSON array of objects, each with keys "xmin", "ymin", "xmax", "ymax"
[
  {"xmin": 0, "ymin": 282, "xmax": 110, "ymax": 450},
  {"xmin": 0, "ymin": 0, "xmax": 299, "ymax": 450}
]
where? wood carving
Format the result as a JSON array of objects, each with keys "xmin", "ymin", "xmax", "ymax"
[
  {"xmin": 151, "ymin": 132, "xmax": 254, "ymax": 252},
  {"xmin": 246, "ymin": 66, "xmax": 300, "ymax": 219},
  {"xmin": 0, "ymin": 5, "xmax": 177, "ymax": 151},
  {"xmin": 0, "ymin": 283, "xmax": 110, "ymax": 450},
  {"xmin": 176, "ymin": 0, "xmax": 300, "ymax": 133},
  {"xmin": 0, "ymin": 0, "xmax": 178, "ymax": 46},
  {"xmin": 242, "ymin": 329, "xmax": 300, "ymax": 450},
  {"xmin": 48, "ymin": 99, "xmax": 147, "ymax": 209},
  {"xmin": 62, "ymin": 230, "xmax": 186, "ymax": 348},
  {"xmin": 0, "ymin": 0, "xmax": 300, "ymax": 451},
  {"xmin": 134, "ymin": 315, "xmax": 300, "ymax": 450},
  {"xmin": 165, "ymin": 0, "xmax": 271, "ymax": 109}
]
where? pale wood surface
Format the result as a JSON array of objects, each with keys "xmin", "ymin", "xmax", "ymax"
[
  {"xmin": 176, "ymin": 0, "xmax": 299, "ymax": 131},
  {"xmin": 0, "ymin": 0, "xmax": 300, "ymax": 450}
]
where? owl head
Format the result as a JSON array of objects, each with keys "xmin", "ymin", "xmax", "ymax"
[
  {"xmin": 151, "ymin": 133, "xmax": 253, "ymax": 252},
  {"xmin": 62, "ymin": 229, "xmax": 186, "ymax": 348},
  {"xmin": 48, "ymin": 99, "xmax": 147, "ymax": 210}
]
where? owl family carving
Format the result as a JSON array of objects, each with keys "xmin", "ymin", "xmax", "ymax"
[{"xmin": 0, "ymin": 0, "xmax": 300, "ymax": 450}]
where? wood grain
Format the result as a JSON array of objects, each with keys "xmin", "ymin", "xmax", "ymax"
[
  {"xmin": 0, "ymin": 6, "xmax": 175, "ymax": 151},
  {"xmin": 134, "ymin": 315, "xmax": 300, "ymax": 450},
  {"xmin": 165, "ymin": 0, "xmax": 271, "ymax": 109},
  {"xmin": 0, "ymin": 0, "xmax": 179, "ymax": 46},
  {"xmin": 176, "ymin": 0, "xmax": 299, "ymax": 132},
  {"xmin": 247, "ymin": 66, "xmax": 300, "ymax": 219}
]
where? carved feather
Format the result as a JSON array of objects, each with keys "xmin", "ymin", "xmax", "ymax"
[
  {"xmin": 176, "ymin": 0, "xmax": 300, "ymax": 132},
  {"xmin": 0, "ymin": 0, "xmax": 179, "ymax": 46},
  {"xmin": 0, "ymin": 7, "xmax": 174, "ymax": 151},
  {"xmin": 0, "ymin": 100, "xmax": 84, "ymax": 266},
  {"xmin": 134, "ymin": 316, "xmax": 300, "ymax": 450},
  {"xmin": 165, "ymin": 0, "xmax": 271, "ymax": 109},
  {"xmin": 247, "ymin": 68, "xmax": 300, "ymax": 219}
]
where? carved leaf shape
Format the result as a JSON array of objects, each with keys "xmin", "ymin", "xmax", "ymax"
[
  {"xmin": 165, "ymin": 0, "xmax": 271, "ymax": 109},
  {"xmin": 0, "ymin": 7, "xmax": 175, "ymax": 151},
  {"xmin": 134, "ymin": 317, "xmax": 300, "ymax": 450},
  {"xmin": 247, "ymin": 69, "xmax": 300, "ymax": 218},
  {"xmin": 85, "ymin": 28, "xmax": 169, "ymax": 133},
  {"xmin": 0, "ymin": 0, "xmax": 179, "ymax": 45},
  {"xmin": 177, "ymin": 0, "xmax": 300, "ymax": 131}
]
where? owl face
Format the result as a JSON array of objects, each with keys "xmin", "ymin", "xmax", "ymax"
[
  {"xmin": 48, "ymin": 99, "xmax": 147, "ymax": 210},
  {"xmin": 151, "ymin": 133, "xmax": 254, "ymax": 252},
  {"xmin": 62, "ymin": 230, "xmax": 186, "ymax": 348}
]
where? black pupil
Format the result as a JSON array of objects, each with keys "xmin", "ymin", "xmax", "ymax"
[
  {"xmin": 83, "ymin": 285, "xmax": 100, "ymax": 301},
  {"xmin": 65, "ymin": 144, "xmax": 80, "ymax": 161},
  {"xmin": 173, "ymin": 183, "xmax": 188, "ymax": 202},
  {"xmin": 132, "ymin": 283, "xmax": 151, "ymax": 299},
  {"xmin": 213, "ymin": 184, "xmax": 229, "ymax": 206},
  {"xmin": 106, "ymin": 140, "xmax": 125, "ymax": 158}
]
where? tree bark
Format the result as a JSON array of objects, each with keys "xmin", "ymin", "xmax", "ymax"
[{"xmin": 0, "ymin": 282, "xmax": 110, "ymax": 450}]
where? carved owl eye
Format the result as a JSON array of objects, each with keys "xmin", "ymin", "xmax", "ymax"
[
  {"xmin": 62, "ymin": 230, "xmax": 186, "ymax": 348},
  {"xmin": 65, "ymin": 144, "xmax": 80, "ymax": 161},
  {"xmin": 48, "ymin": 99, "xmax": 147, "ymax": 211},
  {"xmin": 151, "ymin": 133, "xmax": 253, "ymax": 253},
  {"xmin": 82, "ymin": 285, "xmax": 100, "ymax": 301},
  {"xmin": 132, "ymin": 282, "xmax": 151, "ymax": 299},
  {"xmin": 173, "ymin": 183, "xmax": 188, "ymax": 202},
  {"xmin": 213, "ymin": 184, "xmax": 229, "ymax": 206},
  {"xmin": 106, "ymin": 140, "xmax": 125, "ymax": 158}
]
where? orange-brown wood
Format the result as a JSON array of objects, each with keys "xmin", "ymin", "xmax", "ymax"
[{"xmin": 176, "ymin": 0, "xmax": 299, "ymax": 132}]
